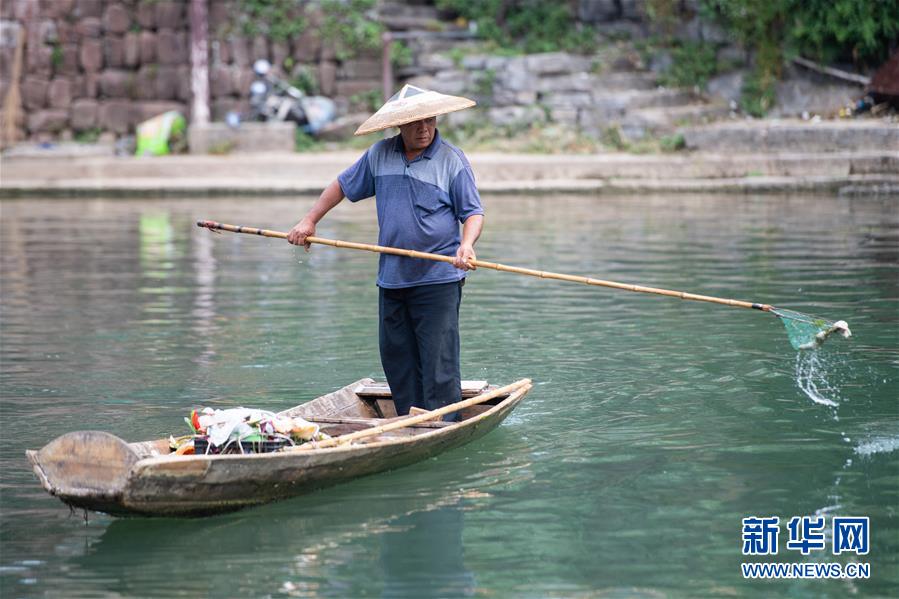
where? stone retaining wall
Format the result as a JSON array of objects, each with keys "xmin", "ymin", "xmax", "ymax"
[
  {"xmin": 1, "ymin": 0, "xmax": 881, "ymax": 147},
  {"xmin": 400, "ymin": 48, "xmax": 717, "ymax": 140},
  {"xmin": 0, "ymin": 0, "xmax": 383, "ymax": 143},
  {"xmin": 0, "ymin": 0, "xmax": 727, "ymax": 145}
]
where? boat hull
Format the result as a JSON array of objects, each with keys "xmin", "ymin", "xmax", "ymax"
[{"xmin": 27, "ymin": 380, "xmax": 529, "ymax": 517}]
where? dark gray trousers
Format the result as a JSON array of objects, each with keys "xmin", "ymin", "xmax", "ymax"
[{"xmin": 378, "ymin": 281, "xmax": 462, "ymax": 418}]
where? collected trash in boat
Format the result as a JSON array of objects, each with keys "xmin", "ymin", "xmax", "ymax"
[{"xmin": 172, "ymin": 407, "xmax": 328, "ymax": 455}]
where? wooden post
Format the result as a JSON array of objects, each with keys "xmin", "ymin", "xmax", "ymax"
[
  {"xmin": 189, "ymin": 0, "xmax": 211, "ymax": 125},
  {"xmin": 1, "ymin": 29, "xmax": 25, "ymax": 148},
  {"xmin": 382, "ymin": 31, "xmax": 394, "ymax": 102}
]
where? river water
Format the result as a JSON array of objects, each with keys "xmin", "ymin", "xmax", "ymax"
[{"xmin": 1, "ymin": 194, "xmax": 896, "ymax": 597}]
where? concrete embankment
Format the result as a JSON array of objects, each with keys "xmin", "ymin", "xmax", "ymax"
[{"xmin": 2, "ymin": 120, "xmax": 897, "ymax": 197}]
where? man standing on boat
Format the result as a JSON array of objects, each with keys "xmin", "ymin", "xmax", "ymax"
[{"xmin": 287, "ymin": 85, "xmax": 484, "ymax": 420}]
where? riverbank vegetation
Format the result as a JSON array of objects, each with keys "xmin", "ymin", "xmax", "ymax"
[
  {"xmin": 651, "ymin": 0, "xmax": 898, "ymax": 115},
  {"xmin": 436, "ymin": 0, "xmax": 896, "ymax": 116}
]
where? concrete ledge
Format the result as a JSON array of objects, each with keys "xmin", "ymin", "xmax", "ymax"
[
  {"xmin": 187, "ymin": 122, "xmax": 296, "ymax": 154},
  {"xmin": 3, "ymin": 151, "xmax": 897, "ymax": 182},
  {"xmin": 1, "ymin": 142, "xmax": 116, "ymax": 158},
  {"xmin": 462, "ymin": 175, "xmax": 899, "ymax": 195},
  {"xmin": 681, "ymin": 119, "xmax": 899, "ymax": 153},
  {"xmin": 3, "ymin": 149, "xmax": 897, "ymax": 198}
]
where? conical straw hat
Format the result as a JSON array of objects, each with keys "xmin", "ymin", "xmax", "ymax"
[{"xmin": 354, "ymin": 84, "xmax": 476, "ymax": 136}]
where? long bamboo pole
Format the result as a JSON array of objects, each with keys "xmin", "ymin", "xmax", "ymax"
[
  {"xmin": 197, "ymin": 220, "xmax": 772, "ymax": 312},
  {"xmin": 292, "ymin": 379, "xmax": 532, "ymax": 450}
]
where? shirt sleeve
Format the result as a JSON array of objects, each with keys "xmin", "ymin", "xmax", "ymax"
[
  {"xmin": 450, "ymin": 165, "xmax": 484, "ymax": 223},
  {"xmin": 337, "ymin": 149, "xmax": 375, "ymax": 202}
]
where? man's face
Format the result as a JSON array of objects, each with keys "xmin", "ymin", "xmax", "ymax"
[{"xmin": 399, "ymin": 117, "xmax": 437, "ymax": 152}]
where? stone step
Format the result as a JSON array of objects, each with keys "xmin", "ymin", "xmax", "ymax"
[
  {"xmin": 848, "ymin": 154, "xmax": 899, "ymax": 174},
  {"xmin": 404, "ymin": 37, "xmax": 479, "ymax": 57},
  {"xmin": 378, "ymin": 2, "xmax": 438, "ymax": 19},
  {"xmin": 561, "ymin": 91, "xmax": 705, "ymax": 129},
  {"xmin": 594, "ymin": 88, "xmax": 699, "ymax": 109},
  {"xmin": 406, "ymin": 68, "xmax": 687, "ymax": 110},
  {"xmin": 680, "ymin": 120, "xmax": 899, "ymax": 152},
  {"xmin": 380, "ymin": 2, "xmax": 442, "ymax": 19},
  {"xmin": 592, "ymin": 71, "xmax": 658, "ymax": 91},
  {"xmin": 620, "ymin": 102, "xmax": 732, "ymax": 139},
  {"xmin": 379, "ymin": 2, "xmax": 445, "ymax": 30},
  {"xmin": 479, "ymin": 175, "xmax": 899, "ymax": 196},
  {"xmin": 466, "ymin": 152, "xmax": 898, "ymax": 180},
  {"xmin": 625, "ymin": 102, "xmax": 731, "ymax": 131}
]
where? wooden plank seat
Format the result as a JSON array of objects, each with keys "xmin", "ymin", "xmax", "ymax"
[
  {"xmin": 354, "ymin": 380, "xmax": 489, "ymax": 399},
  {"xmin": 354, "ymin": 380, "xmax": 503, "ymax": 419}
]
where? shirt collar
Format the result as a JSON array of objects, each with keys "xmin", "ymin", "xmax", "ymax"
[
  {"xmin": 393, "ymin": 130, "xmax": 442, "ymax": 160},
  {"xmin": 422, "ymin": 130, "xmax": 441, "ymax": 159}
]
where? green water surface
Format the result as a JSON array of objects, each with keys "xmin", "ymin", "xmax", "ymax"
[{"xmin": 1, "ymin": 194, "xmax": 896, "ymax": 597}]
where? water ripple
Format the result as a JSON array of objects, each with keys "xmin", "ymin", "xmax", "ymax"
[{"xmin": 1, "ymin": 195, "xmax": 897, "ymax": 597}]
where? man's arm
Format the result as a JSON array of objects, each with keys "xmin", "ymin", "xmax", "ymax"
[
  {"xmin": 454, "ymin": 214, "xmax": 483, "ymax": 270},
  {"xmin": 287, "ymin": 179, "xmax": 345, "ymax": 250}
]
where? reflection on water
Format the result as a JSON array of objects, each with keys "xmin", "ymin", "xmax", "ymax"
[
  {"xmin": 1, "ymin": 194, "xmax": 897, "ymax": 597},
  {"xmin": 378, "ymin": 507, "xmax": 474, "ymax": 598}
]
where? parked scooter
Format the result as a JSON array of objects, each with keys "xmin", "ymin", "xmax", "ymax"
[{"xmin": 228, "ymin": 59, "xmax": 336, "ymax": 135}]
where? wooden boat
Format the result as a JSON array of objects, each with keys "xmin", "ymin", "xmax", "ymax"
[{"xmin": 26, "ymin": 378, "xmax": 531, "ymax": 517}]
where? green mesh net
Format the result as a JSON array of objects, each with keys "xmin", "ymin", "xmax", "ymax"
[{"xmin": 771, "ymin": 308, "xmax": 851, "ymax": 350}]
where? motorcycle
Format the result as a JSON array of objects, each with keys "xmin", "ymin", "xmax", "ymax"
[{"xmin": 227, "ymin": 59, "xmax": 336, "ymax": 135}]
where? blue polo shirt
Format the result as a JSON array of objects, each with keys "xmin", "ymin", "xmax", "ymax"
[{"xmin": 337, "ymin": 131, "xmax": 484, "ymax": 289}]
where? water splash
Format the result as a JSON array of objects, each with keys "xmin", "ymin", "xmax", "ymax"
[
  {"xmin": 795, "ymin": 351, "xmax": 840, "ymax": 407},
  {"xmin": 855, "ymin": 436, "xmax": 899, "ymax": 458}
]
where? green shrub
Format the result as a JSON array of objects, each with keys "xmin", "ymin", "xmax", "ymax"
[
  {"xmin": 601, "ymin": 126, "xmax": 627, "ymax": 151},
  {"xmin": 321, "ymin": 0, "xmax": 383, "ymax": 61},
  {"xmin": 436, "ymin": 0, "xmax": 597, "ymax": 54},
  {"xmin": 234, "ymin": 0, "xmax": 384, "ymax": 61},
  {"xmin": 447, "ymin": 46, "xmax": 466, "ymax": 68},
  {"xmin": 290, "ymin": 65, "xmax": 319, "ymax": 95},
  {"xmin": 236, "ymin": 0, "xmax": 307, "ymax": 41},
  {"xmin": 74, "ymin": 128, "xmax": 102, "ymax": 144},
  {"xmin": 659, "ymin": 133, "xmax": 686, "ymax": 152},
  {"xmin": 659, "ymin": 41, "xmax": 719, "ymax": 88},
  {"xmin": 790, "ymin": 0, "xmax": 899, "ymax": 67},
  {"xmin": 696, "ymin": 0, "xmax": 899, "ymax": 114},
  {"xmin": 739, "ymin": 70, "xmax": 777, "ymax": 117},
  {"xmin": 699, "ymin": 0, "xmax": 785, "ymax": 116},
  {"xmin": 50, "ymin": 43, "xmax": 64, "ymax": 70},
  {"xmin": 294, "ymin": 128, "xmax": 320, "ymax": 152},
  {"xmin": 474, "ymin": 68, "xmax": 496, "ymax": 104},
  {"xmin": 350, "ymin": 89, "xmax": 383, "ymax": 112},
  {"xmin": 441, "ymin": 119, "xmax": 602, "ymax": 153},
  {"xmin": 391, "ymin": 41, "xmax": 413, "ymax": 68},
  {"xmin": 209, "ymin": 140, "xmax": 237, "ymax": 155}
]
